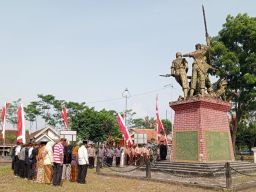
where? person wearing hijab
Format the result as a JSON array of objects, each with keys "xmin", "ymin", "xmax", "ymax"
[
  {"xmin": 36, "ymin": 142, "xmax": 46, "ymax": 183},
  {"xmin": 70, "ymin": 145, "xmax": 79, "ymax": 182},
  {"xmin": 44, "ymin": 141, "xmax": 55, "ymax": 184}
]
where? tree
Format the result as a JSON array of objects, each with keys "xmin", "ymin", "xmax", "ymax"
[
  {"xmin": 132, "ymin": 118, "xmax": 146, "ymax": 128},
  {"xmin": 70, "ymin": 107, "xmax": 120, "ymax": 142},
  {"xmin": 161, "ymin": 119, "xmax": 172, "ymax": 134},
  {"xmin": 37, "ymin": 94, "xmax": 63, "ymax": 128},
  {"xmin": 24, "ymin": 101, "xmax": 41, "ymax": 130},
  {"xmin": 6, "ymin": 99, "xmax": 21, "ymax": 128},
  {"xmin": 144, "ymin": 116, "xmax": 157, "ymax": 129},
  {"xmin": 211, "ymin": 14, "xmax": 256, "ymax": 151},
  {"xmin": 236, "ymin": 121, "xmax": 256, "ymax": 151}
]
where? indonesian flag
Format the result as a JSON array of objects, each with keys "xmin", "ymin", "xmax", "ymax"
[
  {"xmin": 1, "ymin": 102, "xmax": 8, "ymax": 140},
  {"xmin": 156, "ymin": 95, "xmax": 167, "ymax": 143},
  {"xmin": 61, "ymin": 107, "xmax": 68, "ymax": 130},
  {"xmin": 17, "ymin": 104, "xmax": 26, "ymax": 144},
  {"xmin": 117, "ymin": 114, "xmax": 133, "ymax": 146}
]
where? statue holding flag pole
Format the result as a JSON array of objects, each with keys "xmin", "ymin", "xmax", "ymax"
[{"xmin": 161, "ymin": 5, "xmax": 227, "ymax": 100}]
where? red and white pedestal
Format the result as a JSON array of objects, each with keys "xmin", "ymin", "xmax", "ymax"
[{"xmin": 170, "ymin": 97, "xmax": 234, "ymax": 162}]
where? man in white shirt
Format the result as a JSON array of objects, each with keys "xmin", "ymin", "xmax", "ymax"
[
  {"xmin": 14, "ymin": 142, "xmax": 22, "ymax": 176},
  {"xmin": 77, "ymin": 141, "xmax": 89, "ymax": 184}
]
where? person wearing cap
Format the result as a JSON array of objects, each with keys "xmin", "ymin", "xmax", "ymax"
[{"xmin": 77, "ymin": 141, "xmax": 89, "ymax": 184}]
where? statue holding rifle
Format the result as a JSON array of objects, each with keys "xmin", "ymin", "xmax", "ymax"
[
  {"xmin": 161, "ymin": 5, "xmax": 228, "ymax": 100},
  {"xmin": 171, "ymin": 52, "xmax": 189, "ymax": 99}
]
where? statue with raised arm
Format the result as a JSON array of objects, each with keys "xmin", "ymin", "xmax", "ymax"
[
  {"xmin": 171, "ymin": 52, "xmax": 189, "ymax": 99},
  {"xmin": 183, "ymin": 37, "xmax": 213, "ymax": 97}
]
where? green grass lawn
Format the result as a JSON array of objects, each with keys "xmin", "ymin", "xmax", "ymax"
[{"xmin": 0, "ymin": 165, "xmax": 219, "ymax": 192}]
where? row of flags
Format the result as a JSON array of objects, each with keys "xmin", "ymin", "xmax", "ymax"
[
  {"xmin": 1, "ymin": 102, "xmax": 26, "ymax": 144},
  {"xmin": 1, "ymin": 103, "xmax": 69, "ymax": 144},
  {"xmin": 117, "ymin": 96, "xmax": 168, "ymax": 146},
  {"xmin": 1, "ymin": 96, "xmax": 166, "ymax": 146}
]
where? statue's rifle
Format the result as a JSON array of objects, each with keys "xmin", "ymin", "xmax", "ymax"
[
  {"xmin": 159, "ymin": 74, "xmax": 191, "ymax": 79},
  {"xmin": 202, "ymin": 5, "xmax": 211, "ymax": 65},
  {"xmin": 159, "ymin": 74, "xmax": 171, "ymax": 77},
  {"xmin": 202, "ymin": 5, "xmax": 209, "ymax": 44}
]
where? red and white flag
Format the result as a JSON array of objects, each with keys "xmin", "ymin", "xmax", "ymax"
[
  {"xmin": 17, "ymin": 104, "xmax": 26, "ymax": 144},
  {"xmin": 117, "ymin": 114, "xmax": 133, "ymax": 146},
  {"xmin": 1, "ymin": 102, "xmax": 8, "ymax": 140},
  {"xmin": 61, "ymin": 107, "xmax": 68, "ymax": 130},
  {"xmin": 156, "ymin": 95, "xmax": 167, "ymax": 143}
]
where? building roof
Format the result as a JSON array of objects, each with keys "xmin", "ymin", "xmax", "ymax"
[{"xmin": 30, "ymin": 127, "xmax": 60, "ymax": 143}]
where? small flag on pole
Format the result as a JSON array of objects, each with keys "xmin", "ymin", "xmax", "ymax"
[
  {"xmin": 61, "ymin": 107, "xmax": 68, "ymax": 130},
  {"xmin": 17, "ymin": 104, "xmax": 26, "ymax": 144},
  {"xmin": 156, "ymin": 95, "xmax": 167, "ymax": 144},
  {"xmin": 1, "ymin": 102, "xmax": 8, "ymax": 140},
  {"xmin": 117, "ymin": 114, "xmax": 133, "ymax": 146}
]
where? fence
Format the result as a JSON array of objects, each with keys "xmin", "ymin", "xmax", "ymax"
[{"xmin": 95, "ymin": 156, "xmax": 256, "ymax": 190}]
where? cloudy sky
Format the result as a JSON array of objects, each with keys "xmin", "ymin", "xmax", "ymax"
[{"xmin": 0, "ymin": 0, "xmax": 255, "ymax": 130}]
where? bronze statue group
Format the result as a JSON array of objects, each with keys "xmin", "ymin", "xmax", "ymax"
[{"xmin": 170, "ymin": 36, "xmax": 227, "ymax": 100}]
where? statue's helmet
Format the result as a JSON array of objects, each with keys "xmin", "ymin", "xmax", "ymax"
[
  {"xmin": 195, "ymin": 43, "xmax": 201, "ymax": 50},
  {"xmin": 176, "ymin": 52, "xmax": 182, "ymax": 57}
]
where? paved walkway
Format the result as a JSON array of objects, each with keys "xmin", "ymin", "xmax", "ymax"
[{"xmin": 100, "ymin": 165, "xmax": 256, "ymax": 190}]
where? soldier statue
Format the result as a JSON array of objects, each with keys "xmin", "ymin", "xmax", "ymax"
[
  {"xmin": 183, "ymin": 37, "xmax": 213, "ymax": 97},
  {"xmin": 171, "ymin": 52, "xmax": 189, "ymax": 99}
]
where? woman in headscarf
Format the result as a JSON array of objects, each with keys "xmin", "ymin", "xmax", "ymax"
[
  {"xmin": 70, "ymin": 145, "xmax": 79, "ymax": 182},
  {"xmin": 44, "ymin": 141, "xmax": 55, "ymax": 184},
  {"xmin": 36, "ymin": 142, "xmax": 46, "ymax": 183}
]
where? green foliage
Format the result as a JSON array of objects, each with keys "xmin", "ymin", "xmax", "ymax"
[
  {"xmin": 5, "ymin": 134, "xmax": 16, "ymax": 143},
  {"xmin": 236, "ymin": 121, "xmax": 256, "ymax": 150},
  {"xmin": 132, "ymin": 116, "xmax": 156, "ymax": 129},
  {"xmin": 71, "ymin": 108, "xmax": 120, "ymax": 142},
  {"xmin": 210, "ymin": 14, "xmax": 256, "ymax": 148},
  {"xmin": 6, "ymin": 99, "xmax": 21, "ymax": 128},
  {"xmin": 132, "ymin": 118, "xmax": 145, "ymax": 128},
  {"xmin": 161, "ymin": 119, "xmax": 172, "ymax": 134},
  {"xmin": 23, "ymin": 94, "xmax": 121, "ymax": 142}
]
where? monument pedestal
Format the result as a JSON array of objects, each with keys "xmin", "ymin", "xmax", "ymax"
[{"xmin": 170, "ymin": 97, "xmax": 234, "ymax": 162}]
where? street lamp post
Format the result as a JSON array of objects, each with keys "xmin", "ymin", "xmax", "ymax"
[{"xmin": 122, "ymin": 88, "xmax": 130, "ymax": 127}]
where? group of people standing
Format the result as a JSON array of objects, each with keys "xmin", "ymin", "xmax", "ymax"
[
  {"xmin": 123, "ymin": 142, "xmax": 167, "ymax": 166},
  {"xmin": 95, "ymin": 141, "xmax": 168, "ymax": 167},
  {"xmin": 11, "ymin": 139, "xmax": 168, "ymax": 186},
  {"xmin": 12, "ymin": 139, "xmax": 90, "ymax": 186}
]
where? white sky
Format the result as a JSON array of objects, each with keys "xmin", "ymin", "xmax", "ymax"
[{"xmin": 0, "ymin": 0, "xmax": 255, "ymax": 130}]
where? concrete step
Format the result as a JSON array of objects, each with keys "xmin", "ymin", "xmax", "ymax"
[{"xmin": 140, "ymin": 161, "xmax": 256, "ymax": 177}]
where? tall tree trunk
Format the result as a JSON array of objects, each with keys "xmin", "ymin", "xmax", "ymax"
[{"xmin": 231, "ymin": 103, "xmax": 242, "ymax": 155}]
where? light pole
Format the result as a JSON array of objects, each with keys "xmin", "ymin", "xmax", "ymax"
[{"xmin": 122, "ymin": 88, "xmax": 130, "ymax": 127}]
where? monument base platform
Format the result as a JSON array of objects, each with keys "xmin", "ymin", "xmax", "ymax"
[
  {"xmin": 170, "ymin": 97, "xmax": 234, "ymax": 162},
  {"xmin": 147, "ymin": 160, "xmax": 256, "ymax": 177}
]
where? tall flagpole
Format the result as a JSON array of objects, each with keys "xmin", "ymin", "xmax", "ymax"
[{"xmin": 2, "ymin": 102, "xmax": 8, "ymax": 156}]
